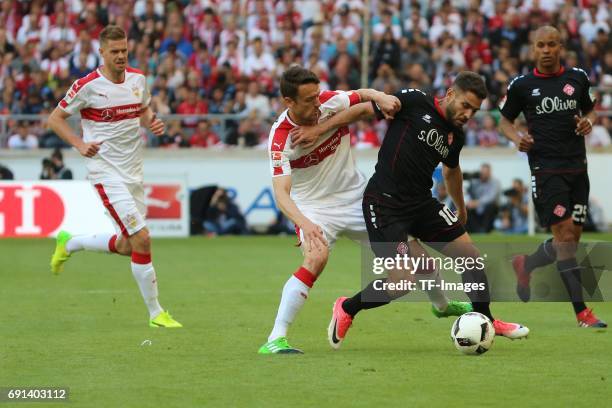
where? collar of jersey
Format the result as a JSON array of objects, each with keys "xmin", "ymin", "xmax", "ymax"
[
  {"xmin": 433, "ymin": 97, "xmax": 447, "ymax": 120},
  {"xmin": 533, "ymin": 66, "xmax": 565, "ymax": 78},
  {"xmin": 97, "ymin": 67, "xmax": 126, "ymax": 84}
]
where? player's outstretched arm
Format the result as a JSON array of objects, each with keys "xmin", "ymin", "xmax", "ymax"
[
  {"xmin": 272, "ymin": 175, "xmax": 327, "ymax": 251},
  {"xmin": 443, "ymin": 164, "xmax": 467, "ymax": 225},
  {"xmin": 47, "ymin": 108, "xmax": 102, "ymax": 158},
  {"xmin": 499, "ymin": 115, "xmax": 533, "ymax": 152},
  {"xmin": 290, "ymin": 101, "xmax": 379, "ymax": 148},
  {"xmin": 355, "ymin": 89, "xmax": 401, "ymax": 119}
]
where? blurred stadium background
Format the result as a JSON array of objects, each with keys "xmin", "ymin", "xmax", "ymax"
[{"xmin": 0, "ymin": 0, "xmax": 611, "ymax": 238}]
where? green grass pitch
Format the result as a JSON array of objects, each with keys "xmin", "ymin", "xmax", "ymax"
[{"xmin": 1, "ymin": 234, "xmax": 610, "ymax": 407}]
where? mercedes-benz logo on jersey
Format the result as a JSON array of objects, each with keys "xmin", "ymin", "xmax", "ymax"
[
  {"xmin": 101, "ymin": 109, "xmax": 115, "ymax": 121},
  {"xmin": 304, "ymin": 153, "xmax": 320, "ymax": 166}
]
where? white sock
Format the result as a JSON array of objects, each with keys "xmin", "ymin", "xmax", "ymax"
[
  {"xmin": 131, "ymin": 261, "xmax": 164, "ymax": 319},
  {"xmin": 66, "ymin": 233, "xmax": 115, "ymax": 253},
  {"xmin": 268, "ymin": 276, "xmax": 311, "ymax": 342},
  {"xmin": 423, "ymin": 270, "xmax": 449, "ymax": 311}
]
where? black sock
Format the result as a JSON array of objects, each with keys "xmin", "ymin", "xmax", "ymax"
[
  {"xmin": 524, "ymin": 238, "xmax": 556, "ymax": 273},
  {"xmin": 557, "ymin": 258, "xmax": 587, "ymax": 314},
  {"xmin": 461, "ymin": 264, "xmax": 494, "ymax": 322},
  {"xmin": 342, "ymin": 279, "xmax": 393, "ymax": 317}
]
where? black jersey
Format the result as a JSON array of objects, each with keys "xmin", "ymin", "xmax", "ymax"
[
  {"xmin": 500, "ymin": 67, "xmax": 596, "ymax": 170},
  {"xmin": 368, "ymin": 88, "xmax": 464, "ymax": 206}
]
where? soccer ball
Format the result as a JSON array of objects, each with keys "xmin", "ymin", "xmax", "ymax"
[{"xmin": 450, "ymin": 312, "xmax": 494, "ymax": 355}]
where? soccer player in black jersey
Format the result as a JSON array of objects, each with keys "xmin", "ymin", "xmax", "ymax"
[
  {"xmin": 292, "ymin": 71, "xmax": 530, "ymax": 347},
  {"xmin": 499, "ymin": 26, "xmax": 606, "ymax": 328}
]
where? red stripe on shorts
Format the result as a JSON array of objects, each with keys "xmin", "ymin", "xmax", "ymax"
[{"xmin": 94, "ymin": 183, "xmax": 129, "ymax": 238}]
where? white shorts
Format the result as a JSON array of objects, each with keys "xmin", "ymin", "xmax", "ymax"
[
  {"xmin": 296, "ymin": 197, "xmax": 368, "ymax": 250},
  {"xmin": 93, "ymin": 180, "xmax": 147, "ymax": 237}
]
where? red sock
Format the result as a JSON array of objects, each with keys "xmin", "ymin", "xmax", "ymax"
[
  {"xmin": 131, "ymin": 251, "xmax": 151, "ymax": 264},
  {"xmin": 293, "ymin": 266, "xmax": 317, "ymax": 288},
  {"xmin": 108, "ymin": 235, "xmax": 118, "ymax": 253}
]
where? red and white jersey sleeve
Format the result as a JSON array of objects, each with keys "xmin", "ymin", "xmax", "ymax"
[
  {"xmin": 317, "ymin": 90, "xmax": 361, "ymax": 121},
  {"xmin": 267, "ymin": 90, "xmax": 366, "ymax": 208},
  {"xmin": 60, "ymin": 78, "xmax": 91, "ymax": 115},
  {"xmin": 57, "ymin": 67, "xmax": 149, "ymax": 184}
]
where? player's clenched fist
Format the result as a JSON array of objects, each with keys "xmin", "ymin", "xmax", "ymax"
[
  {"xmin": 517, "ymin": 134, "xmax": 534, "ymax": 152},
  {"xmin": 300, "ymin": 220, "xmax": 327, "ymax": 252},
  {"xmin": 77, "ymin": 141, "xmax": 103, "ymax": 158},
  {"xmin": 289, "ymin": 126, "xmax": 318, "ymax": 148},
  {"xmin": 376, "ymin": 94, "xmax": 401, "ymax": 120},
  {"xmin": 574, "ymin": 115, "xmax": 592, "ymax": 136},
  {"xmin": 149, "ymin": 116, "xmax": 165, "ymax": 136}
]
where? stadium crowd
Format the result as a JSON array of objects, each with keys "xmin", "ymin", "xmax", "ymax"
[{"xmin": 0, "ymin": 0, "xmax": 610, "ymax": 150}]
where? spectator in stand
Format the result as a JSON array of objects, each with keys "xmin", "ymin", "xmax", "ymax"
[
  {"xmin": 476, "ymin": 114, "xmax": 500, "ymax": 147},
  {"xmin": 371, "ymin": 63, "xmax": 401, "ymax": 95},
  {"xmin": 465, "ymin": 163, "xmax": 500, "ymax": 233},
  {"xmin": 463, "ymin": 30, "xmax": 492, "ymax": 70},
  {"xmin": 190, "ymin": 120, "xmax": 220, "ymax": 148},
  {"xmin": 373, "ymin": 9, "xmax": 402, "ymax": 42},
  {"xmin": 243, "ymin": 37, "xmax": 275, "ymax": 78},
  {"xmin": 245, "ymin": 81, "xmax": 271, "ymax": 121},
  {"xmin": 8, "ymin": 122, "xmax": 38, "ymax": 149},
  {"xmin": 587, "ymin": 116, "xmax": 611, "ymax": 148},
  {"xmin": 353, "ymin": 121, "xmax": 380, "ymax": 149},
  {"xmin": 177, "ymin": 88, "xmax": 208, "ymax": 129},
  {"xmin": 371, "ymin": 28, "xmax": 401, "ymax": 76}
]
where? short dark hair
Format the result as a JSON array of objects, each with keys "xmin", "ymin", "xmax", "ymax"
[
  {"xmin": 51, "ymin": 148, "xmax": 63, "ymax": 161},
  {"xmin": 280, "ymin": 66, "xmax": 320, "ymax": 100},
  {"xmin": 453, "ymin": 71, "xmax": 487, "ymax": 99},
  {"xmin": 100, "ymin": 25, "xmax": 127, "ymax": 45}
]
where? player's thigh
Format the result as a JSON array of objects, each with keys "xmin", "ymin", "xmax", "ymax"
[
  {"xmin": 412, "ymin": 199, "xmax": 465, "ymax": 247},
  {"xmin": 532, "ymin": 173, "xmax": 572, "ymax": 228},
  {"xmin": 128, "ymin": 182, "xmax": 147, "ymax": 220},
  {"xmin": 568, "ymin": 172, "xmax": 589, "ymax": 227},
  {"xmin": 339, "ymin": 197, "xmax": 370, "ymax": 245},
  {"xmin": 93, "ymin": 180, "xmax": 147, "ymax": 238},
  {"xmin": 362, "ymin": 195, "xmax": 412, "ymax": 258}
]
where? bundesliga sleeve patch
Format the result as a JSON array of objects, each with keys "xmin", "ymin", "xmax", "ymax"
[{"xmin": 271, "ymin": 151, "xmax": 284, "ymax": 167}]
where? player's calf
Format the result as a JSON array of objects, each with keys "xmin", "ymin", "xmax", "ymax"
[{"xmin": 302, "ymin": 244, "xmax": 329, "ymax": 276}]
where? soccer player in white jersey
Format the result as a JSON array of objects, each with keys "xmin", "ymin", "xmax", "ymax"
[
  {"xmin": 48, "ymin": 25, "xmax": 182, "ymax": 328},
  {"xmin": 258, "ymin": 66, "xmax": 472, "ymax": 354}
]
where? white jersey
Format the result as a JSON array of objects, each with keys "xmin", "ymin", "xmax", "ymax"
[
  {"xmin": 268, "ymin": 90, "xmax": 367, "ymax": 208},
  {"xmin": 59, "ymin": 67, "xmax": 150, "ymax": 183}
]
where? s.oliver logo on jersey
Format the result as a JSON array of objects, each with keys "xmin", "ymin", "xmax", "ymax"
[
  {"xmin": 535, "ymin": 96, "xmax": 577, "ymax": 115},
  {"xmin": 0, "ymin": 185, "xmax": 65, "ymax": 237},
  {"xmin": 145, "ymin": 185, "xmax": 181, "ymax": 219},
  {"xmin": 418, "ymin": 128, "xmax": 449, "ymax": 158}
]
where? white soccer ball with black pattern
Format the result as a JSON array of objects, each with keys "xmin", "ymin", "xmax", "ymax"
[{"xmin": 450, "ymin": 312, "xmax": 494, "ymax": 355}]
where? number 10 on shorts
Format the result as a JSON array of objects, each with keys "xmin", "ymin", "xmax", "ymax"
[{"xmin": 439, "ymin": 206, "xmax": 458, "ymax": 225}]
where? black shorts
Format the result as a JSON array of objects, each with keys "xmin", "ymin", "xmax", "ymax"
[
  {"xmin": 362, "ymin": 191, "xmax": 465, "ymax": 258},
  {"xmin": 531, "ymin": 170, "xmax": 589, "ymax": 227}
]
